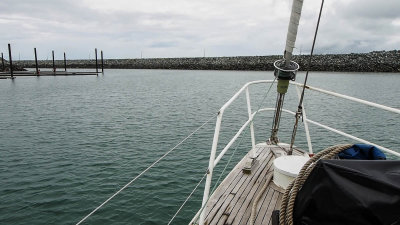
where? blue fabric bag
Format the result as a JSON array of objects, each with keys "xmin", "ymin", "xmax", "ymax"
[{"xmin": 338, "ymin": 144, "xmax": 386, "ymax": 160}]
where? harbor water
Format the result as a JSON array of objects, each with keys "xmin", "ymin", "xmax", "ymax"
[{"xmin": 1, "ymin": 70, "xmax": 399, "ymax": 224}]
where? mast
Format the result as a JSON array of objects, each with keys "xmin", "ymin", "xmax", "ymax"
[
  {"xmin": 284, "ymin": 0, "xmax": 303, "ymax": 64},
  {"xmin": 269, "ymin": 0, "xmax": 303, "ymax": 144}
]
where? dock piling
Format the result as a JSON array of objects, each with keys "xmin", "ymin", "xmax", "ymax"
[
  {"xmin": 101, "ymin": 50, "xmax": 104, "ymax": 73},
  {"xmin": 1, "ymin": 46, "xmax": 104, "ymax": 77},
  {"xmin": 34, "ymin": 48, "xmax": 39, "ymax": 75},
  {"xmin": 64, "ymin": 52, "xmax": 67, "ymax": 72},
  {"xmin": 1, "ymin": 52, "xmax": 4, "ymax": 72},
  {"xmin": 8, "ymin": 44, "xmax": 14, "ymax": 78},
  {"xmin": 95, "ymin": 48, "xmax": 98, "ymax": 74},
  {"xmin": 52, "ymin": 50, "xmax": 55, "ymax": 74}
]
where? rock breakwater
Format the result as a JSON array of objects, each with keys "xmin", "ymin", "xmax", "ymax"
[
  {"xmin": 0, "ymin": 57, "xmax": 27, "ymax": 71},
  {"xmin": 13, "ymin": 50, "xmax": 400, "ymax": 72}
]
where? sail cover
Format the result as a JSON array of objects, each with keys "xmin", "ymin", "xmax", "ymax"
[{"xmin": 293, "ymin": 159, "xmax": 400, "ymax": 225}]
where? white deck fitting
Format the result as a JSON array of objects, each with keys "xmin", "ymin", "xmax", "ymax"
[
  {"xmin": 273, "ymin": 155, "xmax": 309, "ymax": 189},
  {"xmin": 192, "ymin": 144, "xmax": 307, "ymax": 225}
]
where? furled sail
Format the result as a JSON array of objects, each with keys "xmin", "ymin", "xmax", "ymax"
[{"xmin": 284, "ymin": 0, "xmax": 304, "ymax": 63}]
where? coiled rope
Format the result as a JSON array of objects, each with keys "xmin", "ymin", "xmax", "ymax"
[
  {"xmin": 75, "ymin": 113, "xmax": 217, "ymax": 225},
  {"xmin": 279, "ymin": 144, "xmax": 352, "ymax": 225}
]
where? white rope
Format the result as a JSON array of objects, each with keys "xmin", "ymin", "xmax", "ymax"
[
  {"xmin": 167, "ymin": 172, "xmax": 207, "ymax": 225},
  {"xmin": 75, "ymin": 113, "xmax": 217, "ymax": 225},
  {"xmin": 249, "ymin": 172, "xmax": 273, "ymax": 225}
]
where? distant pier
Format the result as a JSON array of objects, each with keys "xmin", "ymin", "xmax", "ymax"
[{"xmin": 0, "ymin": 44, "xmax": 105, "ymax": 79}]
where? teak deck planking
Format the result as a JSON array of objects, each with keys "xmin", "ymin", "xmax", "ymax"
[{"xmin": 190, "ymin": 144, "xmax": 307, "ymax": 225}]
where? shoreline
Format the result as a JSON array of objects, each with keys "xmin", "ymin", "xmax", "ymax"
[{"xmin": 11, "ymin": 50, "xmax": 400, "ymax": 73}]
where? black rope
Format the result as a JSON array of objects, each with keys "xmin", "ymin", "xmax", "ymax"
[{"xmin": 289, "ymin": 0, "xmax": 325, "ymax": 154}]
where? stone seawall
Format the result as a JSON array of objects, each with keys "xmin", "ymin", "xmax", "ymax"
[
  {"xmin": 0, "ymin": 58, "xmax": 27, "ymax": 71},
  {"xmin": 13, "ymin": 50, "xmax": 400, "ymax": 72}
]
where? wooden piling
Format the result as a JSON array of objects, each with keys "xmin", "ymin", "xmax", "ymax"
[
  {"xmin": 64, "ymin": 52, "xmax": 67, "ymax": 72},
  {"xmin": 8, "ymin": 44, "xmax": 14, "ymax": 78},
  {"xmin": 1, "ymin": 52, "xmax": 4, "ymax": 72},
  {"xmin": 52, "ymin": 50, "xmax": 55, "ymax": 74},
  {"xmin": 101, "ymin": 50, "xmax": 104, "ymax": 73},
  {"xmin": 34, "ymin": 48, "xmax": 39, "ymax": 75},
  {"xmin": 95, "ymin": 48, "xmax": 98, "ymax": 74}
]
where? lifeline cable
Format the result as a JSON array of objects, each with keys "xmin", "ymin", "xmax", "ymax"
[
  {"xmin": 75, "ymin": 113, "xmax": 217, "ymax": 225},
  {"xmin": 289, "ymin": 0, "xmax": 324, "ymax": 154},
  {"xmin": 167, "ymin": 172, "xmax": 208, "ymax": 225}
]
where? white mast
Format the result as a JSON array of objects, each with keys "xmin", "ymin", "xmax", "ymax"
[
  {"xmin": 269, "ymin": 0, "xmax": 303, "ymax": 144},
  {"xmin": 284, "ymin": 0, "xmax": 304, "ymax": 65}
]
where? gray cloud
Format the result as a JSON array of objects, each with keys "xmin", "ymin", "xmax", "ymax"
[
  {"xmin": 0, "ymin": 0, "xmax": 398, "ymax": 59},
  {"xmin": 341, "ymin": 0, "xmax": 400, "ymax": 19},
  {"xmin": 150, "ymin": 41, "xmax": 177, "ymax": 48}
]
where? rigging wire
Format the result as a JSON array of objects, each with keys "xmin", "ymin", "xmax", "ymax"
[
  {"xmin": 167, "ymin": 172, "xmax": 208, "ymax": 225},
  {"xmin": 289, "ymin": 0, "xmax": 325, "ymax": 153},
  {"xmin": 75, "ymin": 113, "xmax": 217, "ymax": 225},
  {"xmin": 183, "ymin": 127, "xmax": 247, "ymax": 225},
  {"xmin": 79, "ymin": 76, "xmax": 276, "ymax": 225}
]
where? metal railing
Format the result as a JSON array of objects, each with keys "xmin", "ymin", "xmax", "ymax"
[{"xmin": 196, "ymin": 80, "xmax": 400, "ymax": 225}]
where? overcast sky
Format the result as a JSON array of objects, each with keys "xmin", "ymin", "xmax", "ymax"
[{"xmin": 0, "ymin": 0, "xmax": 399, "ymax": 59}]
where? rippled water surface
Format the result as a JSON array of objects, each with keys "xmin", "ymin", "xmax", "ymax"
[{"xmin": 0, "ymin": 70, "xmax": 399, "ymax": 225}]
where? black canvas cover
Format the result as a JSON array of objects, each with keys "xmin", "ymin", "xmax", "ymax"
[{"xmin": 293, "ymin": 159, "xmax": 400, "ymax": 225}]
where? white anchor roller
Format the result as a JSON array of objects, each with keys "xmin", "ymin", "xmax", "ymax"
[{"xmin": 273, "ymin": 155, "xmax": 309, "ymax": 189}]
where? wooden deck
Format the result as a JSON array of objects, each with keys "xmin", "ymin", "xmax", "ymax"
[{"xmin": 191, "ymin": 143, "xmax": 307, "ymax": 225}]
